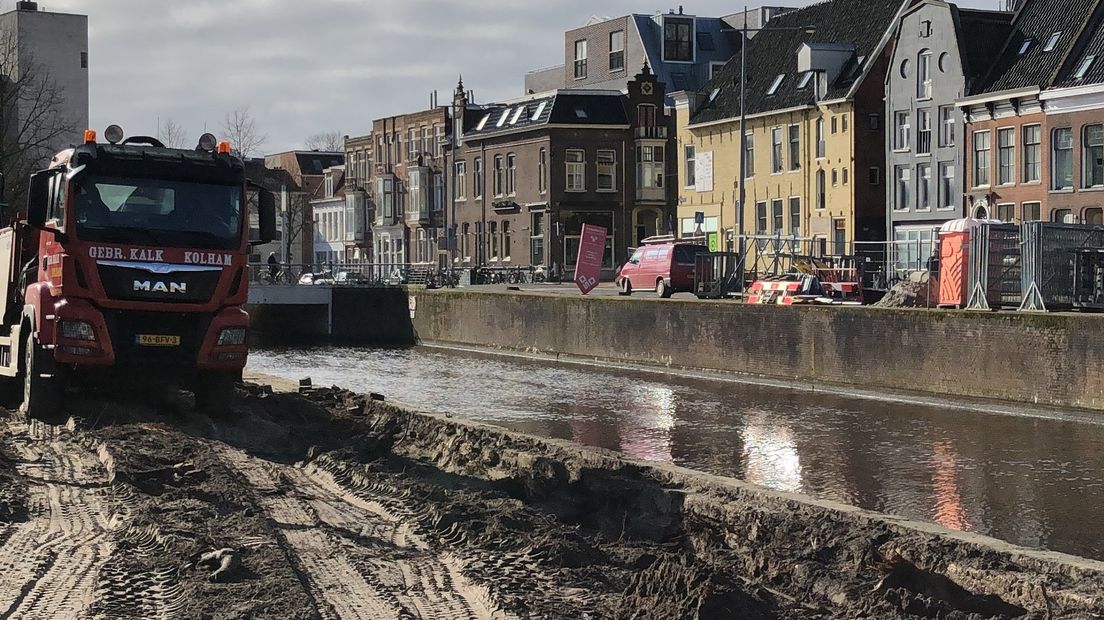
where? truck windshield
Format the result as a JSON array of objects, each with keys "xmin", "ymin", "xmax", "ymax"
[{"xmin": 74, "ymin": 175, "xmax": 242, "ymax": 250}]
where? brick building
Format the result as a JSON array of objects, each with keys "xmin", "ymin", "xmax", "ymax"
[
  {"xmin": 449, "ymin": 66, "xmax": 675, "ymax": 276},
  {"xmin": 367, "ymin": 107, "xmax": 448, "ymax": 267}
]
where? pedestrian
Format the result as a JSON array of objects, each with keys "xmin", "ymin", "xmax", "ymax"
[{"xmin": 267, "ymin": 252, "xmax": 279, "ymax": 283}]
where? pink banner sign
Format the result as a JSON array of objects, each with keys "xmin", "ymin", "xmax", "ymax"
[{"xmin": 574, "ymin": 223, "xmax": 607, "ymax": 294}]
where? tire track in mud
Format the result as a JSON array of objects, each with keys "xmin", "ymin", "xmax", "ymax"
[
  {"xmin": 0, "ymin": 421, "xmax": 114, "ymax": 620},
  {"xmin": 215, "ymin": 444, "xmax": 501, "ymax": 620}
]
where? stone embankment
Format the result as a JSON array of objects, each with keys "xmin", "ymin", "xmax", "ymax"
[{"xmin": 0, "ymin": 381, "xmax": 1100, "ymax": 618}]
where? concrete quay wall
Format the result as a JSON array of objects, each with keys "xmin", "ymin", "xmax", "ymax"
[{"xmin": 407, "ymin": 289, "xmax": 1104, "ymax": 411}]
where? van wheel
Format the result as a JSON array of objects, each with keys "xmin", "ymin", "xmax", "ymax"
[
  {"xmin": 656, "ymin": 279, "xmax": 672, "ymax": 299},
  {"xmin": 21, "ymin": 335, "xmax": 63, "ymax": 422},
  {"xmin": 618, "ymin": 279, "xmax": 632, "ymax": 296}
]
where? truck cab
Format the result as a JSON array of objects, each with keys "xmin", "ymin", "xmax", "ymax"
[{"xmin": 0, "ymin": 127, "xmax": 276, "ymax": 419}]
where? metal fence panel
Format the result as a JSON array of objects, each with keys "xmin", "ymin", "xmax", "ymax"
[
  {"xmin": 1019, "ymin": 223, "xmax": 1104, "ymax": 311},
  {"xmin": 966, "ymin": 224, "xmax": 1021, "ymax": 310}
]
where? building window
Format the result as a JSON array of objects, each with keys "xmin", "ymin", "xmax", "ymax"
[
  {"xmin": 1043, "ymin": 31, "xmax": 1062, "ymax": 52},
  {"xmin": 831, "ymin": 169, "xmax": 838, "ymax": 186},
  {"xmin": 816, "ymin": 118, "xmax": 826, "ymax": 158},
  {"xmin": 973, "ymin": 130, "xmax": 990, "ymax": 187},
  {"xmin": 868, "ymin": 114, "xmax": 881, "ymax": 131},
  {"xmin": 788, "ymin": 124, "xmax": 800, "ymax": 171},
  {"xmin": 997, "ymin": 203, "xmax": 1015, "ymax": 222},
  {"xmin": 755, "ymin": 201, "xmax": 768, "ymax": 233},
  {"xmin": 1053, "ymin": 127, "xmax": 1073, "ymax": 190},
  {"xmin": 566, "ymin": 149, "xmax": 585, "ymax": 191},
  {"xmin": 80, "ymin": 51, "xmax": 88, "ymax": 69},
  {"xmin": 530, "ymin": 213, "xmax": 544, "ymax": 265},
  {"xmin": 918, "ymin": 108, "xmax": 932, "ymax": 154},
  {"xmin": 432, "ymin": 173, "xmax": 444, "ymax": 212},
  {"xmin": 998, "ymin": 127, "xmax": 1015, "ymax": 185},
  {"xmin": 1022, "ymin": 124, "xmax": 1041, "ymax": 183},
  {"xmin": 939, "ymin": 106, "xmax": 955, "ymax": 147},
  {"xmin": 1085, "ymin": 207, "xmax": 1103, "ymax": 225},
  {"xmin": 771, "ymin": 198, "xmax": 784, "ymax": 231},
  {"xmin": 538, "ymin": 148, "xmax": 547, "ymax": 194},
  {"xmin": 816, "ymin": 169, "xmax": 826, "ymax": 209},
  {"xmin": 638, "ymin": 145, "xmax": 664, "ymax": 189},
  {"xmin": 574, "ymin": 40, "xmax": 587, "ymax": 79},
  {"xmin": 939, "ymin": 162, "xmax": 955, "ymax": 210},
  {"xmin": 408, "ymin": 128, "xmax": 419, "ymax": 160},
  {"xmin": 917, "ymin": 163, "xmax": 931, "ymax": 210},
  {"xmin": 1083, "ymin": 124, "xmax": 1104, "ymax": 188},
  {"xmin": 833, "ymin": 219, "xmax": 846, "ymax": 255},
  {"xmin": 870, "ymin": 167, "xmax": 881, "ymax": 185},
  {"xmin": 895, "ymin": 166, "xmax": 911, "ymax": 210},
  {"xmin": 473, "ymin": 157, "xmax": 483, "ymax": 199},
  {"xmin": 766, "ymin": 74, "xmax": 785, "ymax": 96},
  {"xmin": 831, "ymin": 116, "xmax": 838, "ymax": 134},
  {"xmin": 771, "ymin": 127, "xmax": 784, "ymax": 174},
  {"xmin": 502, "ymin": 221, "xmax": 511, "ymax": 260},
  {"xmin": 1053, "ymin": 208, "xmax": 1074, "ymax": 223},
  {"xmin": 637, "ymin": 104, "xmax": 656, "ymax": 127},
  {"xmin": 843, "ymin": 168, "xmax": 849, "ymax": 184},
  {"xmin": 894, "ymin": 111, "xmax": 911, "ymax": 150},
  {"xmin": 422, "ymin": 127, "xmax": 432, "ymax": 157},
  {"xmin": 684, "ymin": 145, "xmax": 696, "ymax": 187},
  {"xmin": 1075, "ymin": 55, "xmax": 1097, "ymax": 80},
  {"xmin": 597, "ymin": 150, "xmax": 617, "ymax": 191},
  {"xmin": 434, "ymin": 126, "xmax": 443, "ymax": 157},
  {"xmin": 453, "ymin": 162, "xmax": 466, "ymax": 200},
  {"xmin": 609, "ymin": 30, "xmax": 625, "ymax": 72},
  {"xmin": 918, "ymin": 50, "xmax": 932, "ymax": 98},
  {"xmin": 488, "ymin": 221, "xmax": 498, "ymax": 260},
  {"xmin": 493, "ymin": 155, "xmax": 504, "ymax": 196},
  {"xmin": 842, "ymin": 115, "xmax": 849, "ymax": 133},
  {"xmin": 789, "ymin": 197, "xmax": 801, "ymax": 235},
  {"xmin": 920, "ymin": 20, "xmax": 932, "ymax": 38},
  {"xmin": 663, "ymin": 17, "xmax": 693, "ymax": 62},
  {"xmin": 744, "ymin": 132, "xmax": 755, "ymax": 177},
  {"xmin": 506, "ymin": 153, "xmax": 517, "ymax": 195},
  {"xmin": 1022, "ymin": 202, "xmax": 1041, "ymax": 221}
]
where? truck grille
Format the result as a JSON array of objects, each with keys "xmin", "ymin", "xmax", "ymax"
[
  {"xmin": 97, "ymin": 262, "xmax": 221, "ymax": 304},
  {"xmin": 102, "ymin": 310, "xmax": 210, "ymax": 368}
]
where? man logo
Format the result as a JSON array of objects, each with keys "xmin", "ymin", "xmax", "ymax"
[{"xmin": 133, "ymin": 280, "xmax": 187, "ymax": 294}]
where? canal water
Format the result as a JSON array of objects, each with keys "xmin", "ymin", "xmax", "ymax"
[{"xmin": 249, "ymin": 345, "xmax": 1104, "ymax": 561}]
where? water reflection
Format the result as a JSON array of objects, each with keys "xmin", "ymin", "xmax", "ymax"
[{"xmin": 250, "ymin": 345, "xmax": 1104, "ymax": 560}]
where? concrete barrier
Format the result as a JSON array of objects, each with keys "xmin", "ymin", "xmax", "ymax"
[{"xmin": 408, "ymin": 289, "xmax": 1104, "ymax": 411}]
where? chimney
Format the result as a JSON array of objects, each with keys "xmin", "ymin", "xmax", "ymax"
[
  {"xmin": 678, "ymin": 5, "xmax": 684, "ymax": 14},
  {"xmin": 16, "ymin": 1, "xmax": 38, "ymax": 11}
]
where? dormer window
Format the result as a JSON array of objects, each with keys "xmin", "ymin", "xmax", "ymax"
[
  {"xmin": 1018, "ymin": 38, "xmax": 1034, "ymax": 55},
  {"xmin": 766, "ymin": 74, "xmax": 785, "ymax": 95},
  {"xmin": 496, "ymin": 109, "xmax": 510, "ymax": 128},
  {"xmin": 1043, "ymin": 32, "xmax": 1062, "ymax": 52},
  {"xmin": 797, "ymin": 71, "xmax": 814, "ymax": 89},
  {"xmin": 510, "ymin": 107, "xmax": 525, "ymax": 125},
  {"xmin": 531, "ymin": 101, "xmax": 547, "ymax": 121},
  {"xmin": 663, "ymin": 16, "xmax": 694, "ymax": 62},
  {"xmin": 1075, "ymin": 55, "xmax": 1097, "ymax": 80},
  {"xmin": 476, "ymin": 114, "xmax": 491, "ymax": 131}
]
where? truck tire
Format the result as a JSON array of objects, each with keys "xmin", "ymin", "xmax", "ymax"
[
  {"xmin": 22, "ymin": 335, "xmax": 62, "ymax": 422},
  {"xmin": 656, "ymin": 279, "xmax": 672, "ymax": 299},
  {"xmin": 195, "ymin": 372, "xmax": 235, "ymax": 418}
]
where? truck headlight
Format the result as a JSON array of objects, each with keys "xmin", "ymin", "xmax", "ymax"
[
  {"xmin": 217, "ymin": 327, "xmax": 247, "ymax": 346},
  {"xmin": 60, "ymin": 320, "xmax": 96, "ymax": 341}
]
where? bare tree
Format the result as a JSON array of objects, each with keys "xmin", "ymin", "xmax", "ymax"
[
  {"xmin": 0, "ymin": 26, "xmax": 78, "ymax": 215},
  {"xmin": 304, "ymin": 131, "xmax": 343, "ymax": 152},
  {"xmin": 221, "ymin": 105, "xmax": 267, "ymax": 159},
  {"xmin": 157, "ymin": 117, "xmax": 187, "ymax": 148}
]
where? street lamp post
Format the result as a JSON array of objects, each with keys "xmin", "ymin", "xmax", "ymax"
[{"xmin": 734, "ymin": 8, "xmax": 815, "ymax": 290}]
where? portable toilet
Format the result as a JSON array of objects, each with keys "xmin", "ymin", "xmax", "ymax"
[{"xmin": 937, "ymin": 217, "xmax": 1000, "ymax": 308}]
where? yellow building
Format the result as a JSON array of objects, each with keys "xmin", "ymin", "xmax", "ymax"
[{"xmin": 672, "ymin": 0, "xmax": 905, "ymax": 266}]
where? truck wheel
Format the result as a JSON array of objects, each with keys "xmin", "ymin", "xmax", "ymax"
[
  {"xmin": 656, "ymin": 279, "xmax": 672, "ymax": 299},
  {"xmin": 195, "ymin": 372, "xmax": 235, "ymax": 418},
  {"xmin": 22, "ymin": 335, "xmax": 62, "ymax": 422}
]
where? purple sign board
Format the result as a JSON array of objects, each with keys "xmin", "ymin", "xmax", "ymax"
[{"xmin": 574, "ymin": 224, "xmax": 606, "ymax": 295}]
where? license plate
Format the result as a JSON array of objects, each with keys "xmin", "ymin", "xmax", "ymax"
[{"xmin": 135, "ymin": 334, "xmax": 180, "ymax": 347}]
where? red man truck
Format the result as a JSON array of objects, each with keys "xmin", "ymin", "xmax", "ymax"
[{"xmin": 0, "ymin": 125, "xmax": 276, "ymax": 419}]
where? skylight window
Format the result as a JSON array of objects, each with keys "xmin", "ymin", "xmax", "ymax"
[
  {"xmin": 1043, "ymin": 32, "xmax": 1062, "ymax": 52},
  {"xmin": 797, "ymin": 71, "xmax": 814, "ymax": 89},
  {"xmin": 1018, "ymin": 38, "xmax": 1034, "ymax": 55},
  {"xmin": 575, "ymin": 107, "xmax": 588, "ymax": 119},
  {"xmin": 766, "ymin": 74, "xmax": 786, "ymax": 95},
  {"xmin": 510, "ymin": 106, "xmax": 526, "ymax": 125},
  {"xmin": 709, "ymin": 87, "xmax": 720, "ymax": 102},
  {"xmin": 496, "ymin": 109, "xmax": 511, "ymax": 127},
  {"xmin": 1075, "ymin": 55, "xmax": 1096, "ymax": 79},
  {"xmin": 531, "ymin": 101, "xmax": 547, "ymax": 121},
  {"xmin": 476, "ymin": 114, "xmax": 491, "ymax": 131}
]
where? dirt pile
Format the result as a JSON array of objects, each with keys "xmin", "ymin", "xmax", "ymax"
[
  {"xmin": 875, "ymin": 272, "xmax": 939, "ymax": 308},
  {"xmin": 0, "ymin": 382, "xmax": 1102, "ymax": 619}
]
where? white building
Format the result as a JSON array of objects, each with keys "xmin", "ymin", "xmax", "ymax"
[
  {"xmin": 0, "ymin": 1, "xmax": 89, "ymax": 159},
  {"xmin": 311, "ymin": 165, "xmax": 346, "ymax": 269}
]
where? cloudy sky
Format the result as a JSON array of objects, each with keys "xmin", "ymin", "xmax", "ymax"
[{"xmin": 30, "ymin": 0, "xmax": 998, "ymax": 154}]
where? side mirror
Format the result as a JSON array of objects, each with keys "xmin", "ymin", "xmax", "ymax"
[
  {"xmin": 27, "ymin": 169, "xmax": 59, "ymax": 229},
  {"xmin": 258, "ymin": 187, "xmax": 277, "ymax": 244}
]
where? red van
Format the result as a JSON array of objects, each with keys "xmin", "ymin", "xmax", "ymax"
[{"xmin": 615, "ymin": 240, "xmax": 709, "ymax": 298}]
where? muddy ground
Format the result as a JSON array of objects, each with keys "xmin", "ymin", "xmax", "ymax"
[{"xmin": 0, "ymin": 381, "xmax": 1100, "ymax": 619}]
